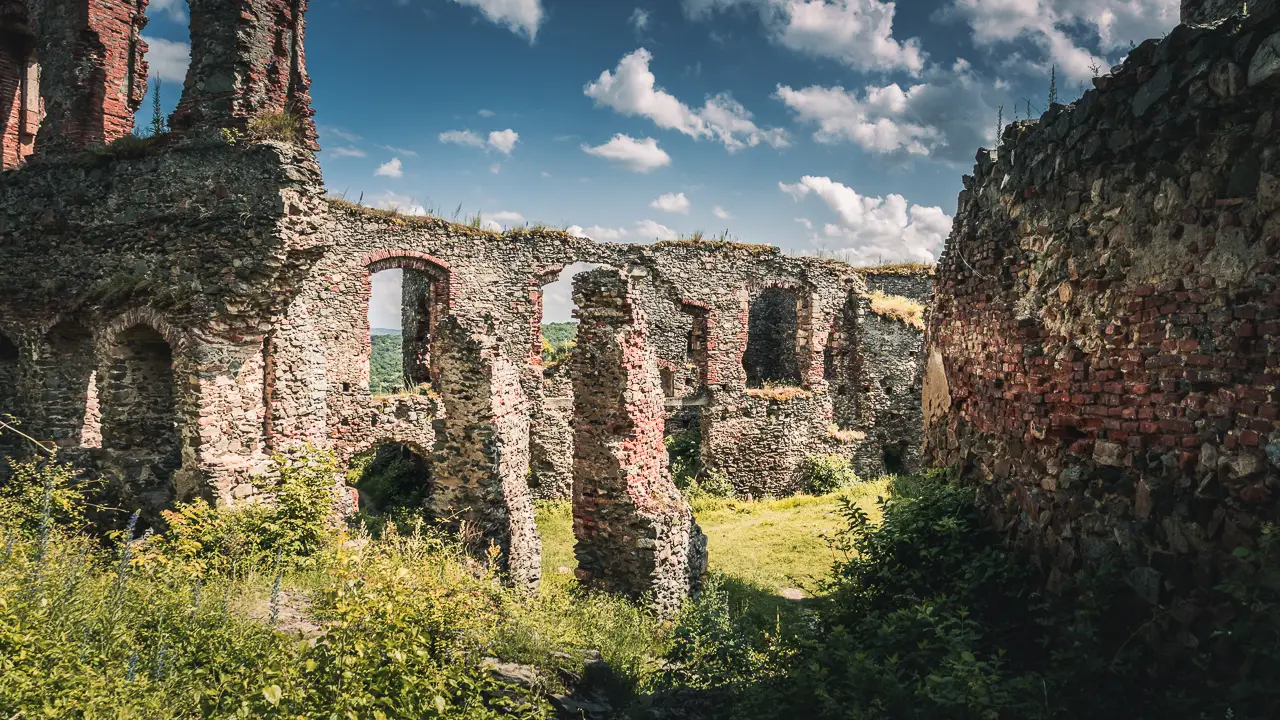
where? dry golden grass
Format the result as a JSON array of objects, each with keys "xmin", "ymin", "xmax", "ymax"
[
  {"xmin": 828, "ymin": 424, "xmax": 867, "ymax": 444},
  {"xmin": 745, "ymin": 384, "xmax": 813, "ymax": 402},
  {"xmin": 854, "ymin": 262, "xmax": 935, "ymax": 276},
  {"xmin": 867, "ymin": 291, "xmax": 926, "ymax": 330}
]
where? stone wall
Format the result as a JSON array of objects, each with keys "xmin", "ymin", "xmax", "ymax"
[
  {"xmin": 0, "ymin": 1, "xmax": 37, "ymax": 170},
  {"xmin": 570, "ymin": 268, "xmax": 706, "ymax": 616},
  {"xmin": 529, "ymin": 362, "xmax": 573, "ymax": 500},
  {"xmin": 924, "ymin": 3, "xmax": 1280, "ymax": 627}
]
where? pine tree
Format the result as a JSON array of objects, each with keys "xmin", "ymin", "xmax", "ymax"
[
  {"xmin": 1026, "ymin": 98, "xmax": 1032, "ymax": 120},
  {"xmin": 996, "ymin": 104, "xmax": 1004, "ymax": 144},
  {"xmin": 149, "ymin": 78, "xmax": 165, "ymax": 137},
  {"xmin": 1048, "ymin": 65, "xmax": 1058, "ymax": 107}
]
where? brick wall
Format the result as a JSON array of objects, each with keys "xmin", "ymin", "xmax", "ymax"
[{"xmin": 924, "ymin": 7, "xmax": 1280, "ymax": 626}]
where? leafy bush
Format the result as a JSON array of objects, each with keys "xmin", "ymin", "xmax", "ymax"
[
  {"xmin": 799, "ymin": 454, "xmax": 859, "ymax": 495},
  {"xmin": 0, "ymin": 454, "xmax": 95, "ymax": 541},
  {"xmin": 666, "ymin": 430, "xmax": 734, "ymax": 500},
  {"xmin": 654, "ymin": 469, "xmax": 1280, "ymax": 719},
  {"xmin": 160, "ymin": 446, "xmax": 338, "ymax": 571}
]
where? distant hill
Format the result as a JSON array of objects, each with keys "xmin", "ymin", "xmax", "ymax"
[
  {"xmin": 372, "ymin": 327, "xmax": 401, "ymax": 336},
  {"xmin": 369, "ymin": 324, "xmax": 579, "ymax": 391}
]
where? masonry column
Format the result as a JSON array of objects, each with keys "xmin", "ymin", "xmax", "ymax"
[
  {"xmin": 571, "ymin": 267, "xmax": 707, "ymax": 617},
  {"xmin": 30, "ymin": 0, "xmax": 149, "ymax": 154},
  {"xmin": 0, "ymin": 1, "xmax": 38, "ymax": 169},
  {"xmin": 431, "ymin": 316, "xmax": 541, "ymax": 589},
  {"xmin": 171, "ymin": 0, "xmax": 317, "ymax": 149}
]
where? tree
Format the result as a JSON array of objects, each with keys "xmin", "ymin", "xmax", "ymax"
[
  {"xmin": 149, "ymin": 78, "xmax": 165, "ymax": 137},
  {"xmin": 996, "ymin": 104, "xmax": 1004, "ymax": 145},
  {"xmin": 1048, "ymin": 65, "xmax": 1058, "ymax": 106}
]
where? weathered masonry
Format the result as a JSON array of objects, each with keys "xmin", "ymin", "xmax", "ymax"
[
  {"xmin": 0, "ymin": 0, "xmax": 928, "ymax": 609},
  {"xmin": 925, "ymin": 0, "xmax": 1280, "ymax": 638}
]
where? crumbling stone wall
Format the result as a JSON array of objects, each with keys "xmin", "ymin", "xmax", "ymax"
[
  {"xmin": 570, "ymin": 268, "xmax": 707, "ymax": 616},
  {"xmin": 0, "ymin": 1, "xmax": 38, "ymax": 170},
  {"xmin": 924, "ymin": 3, "xmax": 1280, "ymax": 625},
  {"xmin": 0, "ymin": 0, "xmax": 934, "ymax": 608},
  {"xmin": 852, "ymin": 301, "xmax": 924, "ymax": 476}
]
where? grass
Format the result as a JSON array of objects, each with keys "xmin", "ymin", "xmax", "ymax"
[
  {"xmin": 853, "ymin": 262, "xmax": 935, "ymax": 276},
  {"xmin": 867, "ymin": 290, "xmax": 926, "ymax": 330},
  {"xmin": 535, "ymin": 478, "xmax": 889, "ymax": 600},
  {"xmin": 744, "ymin": 384, "xmax": 813, "ymax": 402}
]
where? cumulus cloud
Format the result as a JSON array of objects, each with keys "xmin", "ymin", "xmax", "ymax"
[
  {"xmin": 439, "ymin": 128, "xmax": 520, "ymax": 155},
  {"xmin": 634, "ymin": 219, "xmax": 678, "ymax": 240},
  {"xmin": 142, "ymin": 36, "xmax": 190, "ymax": 82},
  {"xmin": 149, "ymin": 0, "xmax": 186, "ymax": 21},
  {"xmin": 585, "ymin": 49, "xmax": 789, "ymax": 152},
  {"xmin": 780, "ymin": 175, "xmax": 952, "ymax": 264},
  {"xmin": 681, "ymin": 0, "xmax": 924, "ymax": 74},
  {"xmin": 567, "ymin": 225, "xmax": 630, "ymax": 241},
  {"xmin": 541, "ymin": 262, "xmax": 601, "ymax": 323},
  {"xmin": 943, "ymin": 0, "xmax": 1178, "ymax": 80},
  {"xmin": 370, "ymin": 191, "xmax": 427, "ymax": 216},
  {"xmin": 369, "ymin": 270, "xmax": 403, "ymax": 330},
  {"xmin": 713, "ymin": 205, "xmax": 732, "ymax": 219},
  {"xmin": 375, "ymin": 158, "xmax": 405, "ymax": 178},
  {"xmin": 581, "ymin": 134, "xmax": 672, "ymax": 173},
  {"xmin": 478, "ymin": 109, "xmax": 497, "ymax": 117},
  {"xmin": 449, "ymin": 0, "xmax": 544, "ymax": 41},
  {"xmin": 485, "ymin": 210, "xmax": 526, "ymax": 229},
  {"xmin": 328, "ymin": 146, "xmax": 366, "ymax": 158},
  {"xmin": 651, "ymin": 192, "xmax": 691, "ymax": 214},
  {"xmin": 488, "ymin": 129, "xmax": 519, "ymax": 154},
  {"xmin": 776, "ymin": 59, "xmax": 999, "ymax": 164}
]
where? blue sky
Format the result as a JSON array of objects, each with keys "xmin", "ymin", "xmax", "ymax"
[{"xmin": 138, "ymin": 0, "xmax": 1181, "ymax": 324}]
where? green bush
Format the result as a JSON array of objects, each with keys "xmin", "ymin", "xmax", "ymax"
[
  {"xmin": 656, "ymin": 470, "xmax": 1280, "ymax": 719},
  {"xmin": 799, "ymin": 454, "xmax": 858, "ymax": 495},
  {"xmin": 666, "ymin": 429, "xmax": 734, "ymax": 500},
  {"xmin": 0, "ymin": 454, "xmax": 94, "ymax": 541}
]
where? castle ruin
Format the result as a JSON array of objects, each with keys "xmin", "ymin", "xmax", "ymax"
[{"xmin": 0, "ymin": 0, "xmax": 929, "ymax": 611}]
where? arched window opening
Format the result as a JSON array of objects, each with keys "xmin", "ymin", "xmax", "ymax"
[
  {"xmin": 44, "ymin": 320, "xmax": 100, "ymax": 448},
  {"xmin": 100, "ymin": 324, "xmax": 180, "ymax": 519},
  {"xmin": 536, "ymin": 263, "xmax": 595, "ymax": 369},
  {"xmin": 349, "ymin": 442, "xmax": 434, "ymax": 536},
  {"xmin": 883, "ymin": 442, "xmax": 906, "ymax": 475},
  {"xmin": 368, "ymin": 261, "xmax": 447, "ymax": 396},
  {"xmin": 743, "ymin": 287, "xmax": 801, "ymax": 388}
]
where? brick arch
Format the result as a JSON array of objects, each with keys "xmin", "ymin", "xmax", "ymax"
[
  {"xmin": 362, "ymin": 250, "xmax": 453, "ymax": 391},
  {"xmin": 99, "ymin": 309, "xmax": 190, "ymax": 355}
]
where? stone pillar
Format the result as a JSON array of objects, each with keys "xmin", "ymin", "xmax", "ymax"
[
  {"xmin": 401, "ymin": 269, "xmax": 434, "ymax": 387},
  {"xmin": 171, "ymin": 0, "xmax": 318, "ymax": 149},
  {"xmin": 431, "ymin": 316, "xmax": 541, "ymax": 589},
  {"xmin": 0, "ymin": 1, "xmax": 38, "ymax": 169},
  {"xmin": 30, "ymin": 0, "xmax": 149, "ymax": 154},
  {"xmin": 571, "ymin": 267, "xmax": 707, "ymax": 617}
]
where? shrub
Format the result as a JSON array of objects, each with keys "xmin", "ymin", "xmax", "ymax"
[
  {"xmin": 666, "ymin": 430, "xmax": 734, "ymax": 500},
  {"xmin": 799, "ymin": 454, "xmax": 858, "ymax": 495},
  {"xmin": 0, "ymin": 454, "xmax": 95, "ymax": 541},
  {"xmin": 246, "ymin": 110, "xmax": 302, "ymax": 144}
]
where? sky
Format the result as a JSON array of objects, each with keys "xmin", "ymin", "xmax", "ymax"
[{"xmin": 136, "ymin": 0, "xmax": 1181, "ymax": 325}]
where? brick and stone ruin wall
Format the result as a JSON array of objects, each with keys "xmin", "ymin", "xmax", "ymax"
[
  {"xmin": 925, "ymin": 0, "xmax": 1280, "ymax": 629},
  {"xmin": 0, "ymin": 0, "xmax": 930, "ymax": 612}
]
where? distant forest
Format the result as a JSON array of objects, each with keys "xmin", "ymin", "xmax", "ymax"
[{"xmin": 370, "ymin": 323, "xmax": 578, "ymax": 394}]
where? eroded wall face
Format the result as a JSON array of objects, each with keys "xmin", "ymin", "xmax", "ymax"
[
  {"xmin": 571, "ymin": 268, "xmax": 707, "ymax": 616},
  {"xmin": 0, "ymin": 2, "xmax": 38, "ymax": 170},
  {"xmin": 925, "ymin": 11, "xmax": 1280, "ymax": 614}
]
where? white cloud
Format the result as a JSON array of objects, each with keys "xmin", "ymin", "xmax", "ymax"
[
  {"xmin": 481, "ymin": 219, "xmax": 503, "ymax": 232},
  {"xmin": 149, "ymin": 0, "xmax": 186, "ymax": 21},
  {"xmin": 490, "ymin": 163, "xmax": 502, "ymax": 175},
  {"xmin": 440, "ymin": 128, "xmax": 520, "ymax": 155},
  {"xmin": 440, "ymin": 130, "xmax": 487, "ymax": 148},
  {"xmin": 478, "ymin": 109, "xmax": 497, "ymax": 117},
  {"xmin": 541, "ymin": 262, "xmax": 600, "ymax": 323},
  {"xmin": 712, "ymin": 205, "xmax": 732, "ymax": 219},
  {"xmin": 681, "ymin": 0, "xmax": 924, "ymax": 74},
  {"xmin": 487, "ymin": 210, "xmax": 526, "ymax": 229},
  {"xmin": 328, "ymin": 146, "xmax": 367, "ymax": 158},
  {"xmin": 375, "ymin": 158, "xmax": 405, "ymax": 178},
  {"xmin": 780, "ymin": 175, "xmax": 951, "ymax": 264},
  {"xmin": 630, "ymin": 7, "xmax": 651, "ymax": 30},
  {"xmin": 488, "ymin": 129, "xmax": 519, "ymax": 154},
  {"xmin": 585, "ymin": 49, "xmax": 789, "ymax": 152},
  {"xmin": 651, "ymin": 192, "xmax": 691, "ymax": 214},
  {"xmin": 945, "ymin": 0, "xmax": 1178, "ymax": 81},
  {"xmin": 776, "ymin": 59, "xmax": 999, "ymax": 164},
  {"xmin": 795, "ymin": 217, "xmax": 813, "ymax": 229},
  {"xmin": 567, "ymin": 225, "xmax": 630, "ymax": 241},
  {"xmin": 635, "ymin": 219, "xmax": 678, "ymax": 240},
  {"xmin": 142, "ymin": 36, "xmax": 190, "ymax": 83},
  {"xmin": 371, "ymin": 191, "xmax": 427, "ymax": 216},
  {"xmin": 581, "ymin": 134, "xmax": 672, "ymax": 173},
  {"xmin": 381, "ymin": 145, "xmax": 418, "ymax": 157},
  {"xmin": 449, "ymin": 0, "xmax": 544, "ymax": 41},
  {"xmin": 321, "ymin": 126, "xmax": 362, "ymax": 143},
  {"xmin": 541, "ymin": 170, "xmax": 553, "ymax": 178},
  {"xmin": 369, "ymin": 269, "xmax": 403, "ymax": 330}
]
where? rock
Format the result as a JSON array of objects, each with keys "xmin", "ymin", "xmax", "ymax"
[
  {"xmin": 1132, "ymin": 63, "xmax": 1174, "ymax": 117},
  {"xmin": 1248, "ymin": 31, "xmax": 1280, "ymax": 87},
  {"xmin": 1093, "ymin": 441, "xmax": 1127, "ymax": 468}
]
